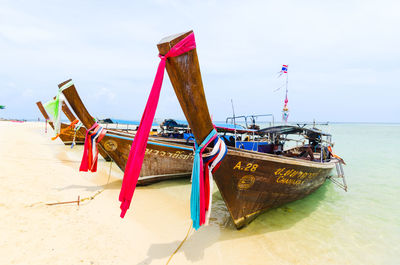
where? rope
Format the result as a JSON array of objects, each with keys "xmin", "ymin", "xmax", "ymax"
[
  {"xmin": 107, "ymin": 161, "xmax": 113, "ymax": 185},
  {"xmin": 28, "ymin": 161, "xmax": 114, "ymax": 207},
  {"xmin": 166, "ymin": 222, "xmax": 193, "ymax": 265},
  {"xmin": 79, "ymin": 190, "xmax": 104, "ymax": 203}
]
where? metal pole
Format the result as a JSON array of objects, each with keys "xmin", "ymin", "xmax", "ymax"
[{"xmin": 231, "ymin": 99, "xmax": 237, "ymax": 147}]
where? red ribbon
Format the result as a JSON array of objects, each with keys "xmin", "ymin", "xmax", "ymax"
[
  {"xmin": 119, "ymin": 32, "xmax": 196, "ymax": 218},
  {"xmin": 79, "ymin": 123, "xmax": 106, "ymax": 172}
]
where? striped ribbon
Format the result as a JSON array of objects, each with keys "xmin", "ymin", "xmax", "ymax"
[
  {"xmin": 191, "ymin": 128, "xmax": 227, "ymax": 230},
  {"xmin": 71, "ymin": 121, "xmax": 83, "ymax": 148},
  {"xmin": 79, "ymin": 123, "xmax": 107, "ymax": 172}
]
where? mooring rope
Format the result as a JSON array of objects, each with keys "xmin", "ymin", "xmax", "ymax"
[
  {"xmin": 166, "ymin": 222, "xmax": 193, "ymax": 265},
  {"xmin": 28, "ymin": 161, "xmax": 113, "ymax": 207}
]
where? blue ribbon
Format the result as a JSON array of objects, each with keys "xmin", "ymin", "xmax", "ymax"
[{"xmin": 190, "ymin": 129, "xmax": 218, "ymax": 230}]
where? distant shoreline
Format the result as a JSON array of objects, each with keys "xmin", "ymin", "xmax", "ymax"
[{"xmin": 4, "ymin": 119, "xmax": 399, "ymax": 125}]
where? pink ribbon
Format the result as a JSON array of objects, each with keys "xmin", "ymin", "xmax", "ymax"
[{"xmin": 119, "ymin": 32, "xmax": 196, "ymax": 218}]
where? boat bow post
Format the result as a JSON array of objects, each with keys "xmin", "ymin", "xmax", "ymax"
[{"xmin": 157, "ymin": 31, "xmax": 228, "ymax": 229}]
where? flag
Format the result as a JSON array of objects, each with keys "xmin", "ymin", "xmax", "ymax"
[{"xmin": 277, "ymin": 64, "xmax": 288, "ymax": 78}]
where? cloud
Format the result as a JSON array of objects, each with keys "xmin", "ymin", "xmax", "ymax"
[
  {"xmin": 95, "ymin": 87, "xmax": 116, "ymax": 103},
  {"xmin": 0, "ymin": 0, "xmax": 399, "ymax": 122}
]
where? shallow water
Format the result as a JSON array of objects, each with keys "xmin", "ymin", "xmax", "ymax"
[{"xmin": 152, "ymin": 123, "xmax": 400, "ymax": 264}]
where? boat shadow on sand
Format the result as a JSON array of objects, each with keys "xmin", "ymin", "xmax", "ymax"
[
  {"xmin": 138, "ymin": 182, "xmax": 332, "ymax": 264},
  {"xmin": 55, "ymin": 179, "xmax": 122, "ymax": 192}
]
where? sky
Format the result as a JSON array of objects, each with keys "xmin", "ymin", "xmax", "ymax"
[{"xmin": 0, "ymin": 0, "xmax": 399, "ymax": 123}]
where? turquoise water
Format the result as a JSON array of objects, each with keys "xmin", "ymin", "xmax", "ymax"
[{"xmin": 186, "ymin": 123, "xmax": 400, "ymax": 264}]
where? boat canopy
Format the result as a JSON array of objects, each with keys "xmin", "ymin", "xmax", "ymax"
[
  {"xmin": 258, "ymin": 125, "xmax": 331, "ymax": 137},
  {"xmin": 161, "ymin": 119, "xmax": 256, "ymax": 133},
  {"xmin": 100, "ymin": 118, "xmax": 158, "ymax": 126}
]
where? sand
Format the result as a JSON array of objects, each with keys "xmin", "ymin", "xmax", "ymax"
[{"xmin": 0, "ymin": 122, "xmax": 272, "ymax": 265}]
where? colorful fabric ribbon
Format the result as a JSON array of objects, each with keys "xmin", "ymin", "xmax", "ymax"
[
  {"xmin": 119, "ymin": 32, "xmax": 197, "ymax": 218},
  {"xmin": 51, "ymin": 119, "xmax": 79, "ymax": 141},
  {"xmin": 282, "ymin": 97, "xmax": 289, "ymax": 122},
  {"xmin": 80, "ymin": 123, "xmax": 107, "ymax": 172},
  {"xmin": 191, "ymin": 129, "xmax": 227, "ymax": 230},
  {"xmin": 44, "ymin": 80, "xmax": 74, "ymax": 134}
]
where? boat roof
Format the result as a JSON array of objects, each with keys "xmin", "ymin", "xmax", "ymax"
[
  {"xmin": 161, "ymin": 119, "xmax": 257, "ymax": 133},
  {"xmin": 100, "ymin": 118, "xmax": 159, "ymax": 126},
  {"xmin": 215, "ymin": 123, "xmax": 258, "ymax": 134},
  {"xmin": 258, "ymin": 125, "xmax": 331, "ymax": 137}
]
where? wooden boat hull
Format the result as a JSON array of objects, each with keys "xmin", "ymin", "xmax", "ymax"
[
  {"xmin": 214, "ymin": 148, "xmax": 334, "ymax": 228},
  {"xmin": 157, "ymin": 31, "xmax": 337, "ymax": 228},
  {"xmin": 56, "ymin": 123, "xmax": 85, "ymax": 144},
  {"xmin": 98, "ymin": 132, "xmax": 194, "ymax": 185},
  {"xmin": 60, "ymin": 101, "xmax": 111, "ymax": 161},
  {"xmin": 59, "ymin": 81, "xmax": 193, "ymax": 185},
  {"xmin": 36, "ymin": 101, "xmax": 85, "ymax": 145}
]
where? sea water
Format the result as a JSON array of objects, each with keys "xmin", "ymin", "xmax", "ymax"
[{"xmin": 161, "ymin": 123, "xmax": 400, "ymax": 264}]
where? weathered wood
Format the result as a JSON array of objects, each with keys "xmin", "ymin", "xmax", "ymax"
[
  {"xmin": 158, "ymin": 31, "xmax": 336, "ymax": 228},
  {"xmin": 36, "ymin": 101, "xmax": 85, "ymax": 145},
  {"xmin": 60, "ymin": 80, "xmax": 193, "ymax": 185},
  {"xmin": 59, "ymin": 80, "xmax": 96, "ymax": 129},
  {"xmin": 36, "ymin": 101, "xmax": 53, "ymax": 122},
  {"xmin": 61, "ymin": 101, "xmax": 78, "ymax": 123},
  {"xmin": 157, "ymin": 31, "xmax": 214, "ymax": 145},
  {"xmin": 213, "ymin": 149, "xmax": 334, "ymax": 228},
  {"xmin": 60, "ymin": 100, "xmax": 111, "ymax": 161}
]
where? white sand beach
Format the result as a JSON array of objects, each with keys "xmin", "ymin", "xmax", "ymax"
[{"xmin": 0, "ymin": 122, "xmax": 280, "ymax": 265}]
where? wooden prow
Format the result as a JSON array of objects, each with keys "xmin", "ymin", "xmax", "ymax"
[
  {"xmin": 50, "ymin": 95, "xmax": 77, "ymax": 122},
  {"xmin": 61, "ymin": 101, "xmax": 78, "ymax": 122},
  {"xmin": 58, "ymin": 79, "xmax": 96, "ymax": 129},
  {"xmin": 58, "ymin": 80, "xmax": 112, "ymax": 161},
  {"xmin": 36, "ymin": 101, "xmax": 54, "ymax": 128},
  {"xmin": 157, "ymin": 30, "xmax": 214, "ymax": 145}
]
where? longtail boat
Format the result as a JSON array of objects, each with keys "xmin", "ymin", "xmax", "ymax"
[
  {"xmin": 61, "ymin": 101, "xmax": 112, "ymax": 161},
  {"xmin": 36, "ymin": 101, "xmax": 85, "ymax": 145},
  {"xmin": 59, "ymin": 81, "xmax": 195, "ymax": 185},
  {"xmin": 36, "ymin": 100, "xmax": 112, "ymax": 161},
  {"xmin": 157, "ymin": 31, "xmax": 342, "ymax": 229}
]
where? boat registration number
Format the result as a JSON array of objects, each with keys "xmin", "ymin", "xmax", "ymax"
[{"xmin": 233, "ymin": 161, "xmax": 259, "ymax": 172}]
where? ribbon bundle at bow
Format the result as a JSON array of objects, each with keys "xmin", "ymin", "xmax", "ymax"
[
  {"xmin": 119, "ymin": 32, "xmax": 197, "ymax": 218},
  {"xmin": 191, "ymin": 128, "xmax": 227, "ymax": 230},
  {"xmin": 51, "ymin": 119, "xmax": 79, "ymax": 141},
  {"xmin": 44, "ymin": 80, "xmax": 74, "ymax": 135},
  {"xmin": 80, "ymin": 123, "xmax": 107, "ymax": 172}
]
